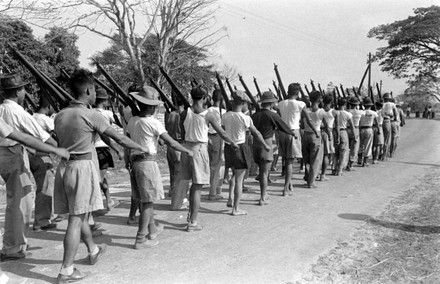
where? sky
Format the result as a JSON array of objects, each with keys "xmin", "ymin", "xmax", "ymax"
[{"xmin": 69, "ymin": 0, "xmax": 438, "ymax": 95}]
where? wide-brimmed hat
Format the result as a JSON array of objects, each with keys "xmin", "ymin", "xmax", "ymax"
[
  {"xmin": 96, "ymin": 88, "xmax": 108, "ymax": 100},
  {"xmin": 130, "ymin": 85, "xmax": 162, "ymax": 106},
  {"xmin": 363, "ymin": 97, "xmax": 373, "ymax": 106},
  {"xmin": 0, "ymin": 73, "xmax": 28, "ymax": 90},
  {"xmin": 260, "ymin": 91, "xmax": 277, "ymax": 104},
  {"xmin": 232, "ymin": 90, "xmax": 250, "ymax": 102},
  {"xmin": 348, "ymin": 96, "xmax": 360, "ymax": 105}
]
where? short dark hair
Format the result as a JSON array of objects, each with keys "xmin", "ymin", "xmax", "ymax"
[
  {"xmin": 322, "ymin": 94, "xmax": 333, "ymax": 105},
  {"xmin": 69, "ymin": 69, "xmax": 94, "ymax": 98},
  {"xmin": 309, "ymin": 91, "xmax": 321, "ymax": 103},
  {"xmin": 212, "ymin": 89, "xmax": 222, "ymax": 102},
  {"xmin": 37, "ymin": 94, "xmax": 51, "ymax": 109}
]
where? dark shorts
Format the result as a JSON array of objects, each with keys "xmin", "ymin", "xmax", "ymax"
[
  {"xmin": 252, "ymin": 138, "xmax": 274, "ymax": 164},
  {"xmin": 224, "ymin": 143, "xmax": 251, "ymax": 170},
  {"xmin": 96, "ymin": 147, "xmax": 114, "ymax": 170}
]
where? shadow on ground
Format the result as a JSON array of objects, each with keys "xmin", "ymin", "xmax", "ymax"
[{"xmin": 338, "ymin": 213, "xmax": 440, "ymax": 234}]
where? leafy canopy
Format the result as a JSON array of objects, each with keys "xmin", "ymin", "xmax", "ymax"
[{"xmin": 368, "ymin": 6, "xmax": 440, "ymax": 80}]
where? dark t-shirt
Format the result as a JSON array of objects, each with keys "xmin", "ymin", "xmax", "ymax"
[
  {"xmin": 165, "ymin": 110, "xmax": 182, "ymax": 141},
  {"xmin": 251, "ymin": 109, "xmax": 293, "ymax": 139}
]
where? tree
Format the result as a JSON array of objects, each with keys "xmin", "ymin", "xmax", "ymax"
[
  {"xmin": 400, "ymin": 75, "xmax": 440, "ymax": 111},
  {"xmin": 0, "ymin": 17, "xmax": 80, "ymax": 95},
  {"xmin": 92, "ymin": 33, "xmax": 216, "ymax": 94},
  {"xmin": 1, "ymin": 0, "xmax": 225, "ymax": 84},
  {"xmin": 368, "ymin": 6, "xmax": 440, "ymax": 80}
]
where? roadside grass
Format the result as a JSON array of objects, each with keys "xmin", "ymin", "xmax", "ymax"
[{"xmin": 299, "ymin": 167, "xmax": 440, "ymax": 283}]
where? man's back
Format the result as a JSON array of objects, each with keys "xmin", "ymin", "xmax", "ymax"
[
  {"xmin": 278, "ymin": 99, "xmax": 306, "ymax": 129},
  {"xmin": 55, "ymin": 101, "xmax": 109, "ymax": 154}
]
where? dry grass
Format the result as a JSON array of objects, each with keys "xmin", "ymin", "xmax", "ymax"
[{"xmin": 299, "ymin": 167, "xmax": 440, "ymax": 284}]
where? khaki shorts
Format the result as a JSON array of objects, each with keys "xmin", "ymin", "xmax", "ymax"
[
  {"xmin": 54, "ymin": 159, "xmax": 104, "ymax": 215},
  {"xmin": 321, "ymin": 130, "xmax": 335, "ymax": 155},
  {"xmin": 179, "ymin": 142, "xmax": 210, "ymax": 185},
  {"xmin": 279, "ymin": 129, "xmax": 302, "ymax": 159},
  {"xmin": 132, "ymin": 160, "xmax": 164, "ymax": 203},
  {"xmin": 252, "ymin": 137, "xmax": 274, "ymax": 163}
]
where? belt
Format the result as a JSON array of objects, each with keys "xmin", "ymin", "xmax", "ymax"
[
  {"xmin": 360, "ymin": 126, "xmax": 372, "ymax": 129},
  {"xmin": 340, "ymin": 128, "xmax": 347, "ymax": 131},
  {"xmin": 131, "ymin": 153, "xmax": 156, "ymax": 162},
  {"xmin": 208, "ymin": 133, "xmax": 219, "ymax": 136},
  {"xmin": 354, "ymin": 126, "xmax": 359, "ymax": 128},
  {"xmin": 66, "ymin": 153, "xmax": 92, "ymax": 161}
]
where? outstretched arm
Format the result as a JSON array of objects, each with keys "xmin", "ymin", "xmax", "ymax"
[
  {"xmin": 8, "ymin": 131, "xmax": 70, "ymax": 159},
  {"xmin": 207, "ymin": 116, "xmax": 238, "ymax": 148},
  {"xmin": 104, "ymin": 127, "xmax": 149, "ymax": 153},
  {"xmin": 301, "ymin": 109, "xmax": 319, "ymax": 138},
  {"xmin": 160, "ymin": 132, "xmax": 193, "ymax": 157}
]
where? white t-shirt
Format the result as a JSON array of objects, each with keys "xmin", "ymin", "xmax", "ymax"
[
  {"xmin": 183, "ymin": 108, "xmax": 209, "ymax": 143},
  {"xmin": 0, "ymin": 99, "xmax": 50, "ymax": 148},
  {"xmin": 126, "ymin": 116, "xmax": 166, "ymax": 155},
  {"xmin": 359, "ymin": 110, "xmax": 378, "ymax": 127},
  {"xmin": 0, "ymin": 117, "xmax": 13, "ymax": 138},
  {"xmin": 322, "ymin": 108, "xmax": 336, "ymax": 129},
  {"xmin": 221, "ymin": 111, "xmax": 253, "ymax": 144},
  {"xmin": 304, "ymin": 108, "xmax": 325, "ymax": 133},
  {"xmin": 33, "ymin": 113, "xmax": 54, "ymax": 133},
  {"xmin": 95, "ymin": 108, "xmax": 116, "ymax": 148},
  {"xmin": 278, "ymin": 99, "xmax": 306, "ymax": 130},
  {"xmin": 337, "ymin": 110, "xmax": 353, "ymax": 129},
  {"xmin": 349, "ymin": 109, "xmax": 365, "ymax": 127},
  {"xmin": 382, "ymin": 102, "xmax": 397, "ymax": 119}
]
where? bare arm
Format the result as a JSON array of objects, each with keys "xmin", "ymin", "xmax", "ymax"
[
  {"xmin": 374, "ymin": 116, "xmax": 381, "ymax": 134},
  {"xmin": 8, "ymin": 131, "xmax": 70, "ymax": 159},
  {"xmin": 301, "ymin": 109, "xmax": 319, "ymax": 138},
  {"xmin": 249, "ymin": 125, "xmax": 270, "ymax": 151},
  {"xmin": 348, "ymin": 118, "xmax": 356, "ymax": 141},
  {"xmin": 160, "ymin": 133, "xmax": 193, "ymax": 157},
  {"xmin": 103, "ymin": 127, "xmax": 149, "ymax": 153},
  {"xmin": 44, "ymin": 136, "xmax": 58, "ymax": 147},
  {"xmin": 100, "ymin": 133, "xmax": 124, "ymax": 160},
  {"xmin": 333, "ymin": 111, "xmax": 340, "ymax": 143}
]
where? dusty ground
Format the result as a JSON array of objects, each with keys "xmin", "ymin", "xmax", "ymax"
[{"xmin": 1, "ymin": 118, "xmax": 440, "ymax": 284}]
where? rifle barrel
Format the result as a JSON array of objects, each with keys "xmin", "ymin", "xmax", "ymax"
[
  {"xmin": 149, "ymin": 77, "xmax": 176, "ymax": 112},
  {"xmin": 159, "ymin": 66, "xmax": 190, "ymax": 108},
  {"xmin": 216, "ymin": 73, "xmax": 232, "ymax": 111},
  {"xmin": 238, "ymin": 74, "xmax": 260, "ymax": 110},
  {"xmin": 274, "ymin": 64, "xmax": 287, "ymax": 99}
]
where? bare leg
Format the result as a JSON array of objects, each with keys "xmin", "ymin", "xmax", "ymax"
[
  {"xmin": 232, "ymin": 169, "xmax": 247, "ymax": 216},
  {"xmin": 227, "ymin": 172, "xmax": 235, "ymax": 207},
  {"xmin": 259, "ymin": 162, "xmax": 271, "ymax": 200},
  {"xmin": 284, "ymin": 158, "xmax": 294, "ymax": 194},
  {"xmin": 189, "ymin": 184, "xmax": 202, "ymax": 223},
  {"xmin": 62, "ymin": 214, "xmax": 90, "ymax": 268}
]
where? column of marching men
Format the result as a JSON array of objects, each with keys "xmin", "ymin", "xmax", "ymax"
[{"xmin": 0, "ymin": 70, "xmax": 405, "ymax": 283}]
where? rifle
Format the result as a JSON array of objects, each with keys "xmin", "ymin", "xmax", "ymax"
[
  {"xmin": 238, "ymin": 74, "xmax": 260, "ymax": 110},
  {"xmin": 304, "ymin": 85, "xmax": 311, "ymax": 96},
  {"xmin": 253, "ymin": 77, "xmax": 262, "ymax": 99},
  {"xmin": 310, "ymin": 80, "xmax": 317, "ymax": 91},
  {"xmin": 352, "ymin": 87, "xmax": 359, "ymax": 99},
  {"xmin": 333, "ymin": 89, "xmax": 338, "ymax": 107},
  {"xmin": 274, "ymin": 64, "xmax": 287, "ymax": 99},
  {"xmin": 272, "ymin": 80, "xmax": 282, "ymax": 101},
  {"xmin": 299, "ymin": 86, "xmax": 306, "ymax": 99},
  {"xmin": 159, "ymin": 66, "xmax": 190, "ymax": 109},
  {"xmin": 339, "ymin": 85, "xmax": 346, "ymax": 98},
  {"xmin": 9, "ymin": 45, "xmax": 69, "ymax": 106},
  {"xmin": 25, "ymin": 92, "xmax": 38, "ymax": 111},
  {"xmin": 95, "ymin": 61, "xmax": 139, "ymax": 114},
  {"xmin": 38, "ymin": 83, "xmax": 60, "ymax": 112},
  {"xmin": 376, "ymin": 82, "xmax": 382, "ymax": 100},
  {"xmin": 216, "ymin": 72, "xmax": 233, "ymax": 111},
  {"xmin": 148, "ymin": 77, "xmax": 176, "ymax": 112},
  {"xmin": 345, "ymin": 88, "xmax": 351, "ymax": 97},
  {"xmin": 318, "ymin": 83, "xmax": 324, "ymax": 95},
  {"xmin": 225, "ymin": 77, "xmax": 234, "ymax": 95},
  {"xmin": 94, "ymin": 76, "xmax": 128, "ymax": 107}
]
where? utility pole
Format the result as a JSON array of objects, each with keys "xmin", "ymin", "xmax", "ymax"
[{"xmin": 368, "ymin": 52, "xmax": 372, "ymax": 98}]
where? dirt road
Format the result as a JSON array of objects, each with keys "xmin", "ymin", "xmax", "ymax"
[{"xmin": 1, "ymin": 119, "xmax": 439, "ymax": 284}]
